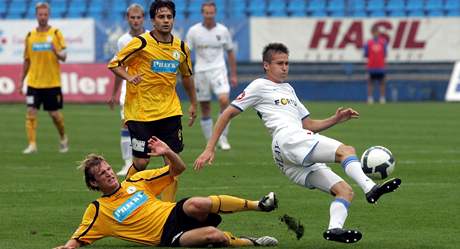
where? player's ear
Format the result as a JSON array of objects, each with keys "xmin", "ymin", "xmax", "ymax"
[
  {"xmin": 89, "ymin": 180, "xmax": 98, "ymax": 189},
  {"xmin": 263, "ymin": 61, "xmax": 269, "ymax": 71}
]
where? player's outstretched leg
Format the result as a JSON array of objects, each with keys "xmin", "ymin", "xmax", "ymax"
[
  {"xmin": 323, "ymin": 228, "xmax": 362, "ymax": 243},
  {"xmin": 258, "ymin": 192, "xmax": 278, "ymax": 212},
  {"xmin": 241, "ymin": 236, "xmax": 279, "ymax": 246},
  {"xmin": 366, "ymin": 178, "xmax": 402, "ymax": 204}
]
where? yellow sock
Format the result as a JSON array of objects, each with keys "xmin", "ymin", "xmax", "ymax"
[
  {"xmin": 25, "ymin": 114, "xmax": 37, "ymax": 145},
  {"xmin": 209, "ymin": 195, "xmax": 259, "ymax": 213},
  {"xmin": 52, "ymin": 112, "xmax": 65, "ymax": 137},
  {"xmin": 126, "ymin": 164, "xmax": 139, "ymax": 179},
  {"xmin": 161, "ymin": 176, "xmax": 178, "ymax": 202},
  {"xmin": 223, "ymin": 231, "xmax": 253, "ymax": 247}
]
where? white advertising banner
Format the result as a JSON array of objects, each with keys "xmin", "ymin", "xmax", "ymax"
[
  {"xmin": 445, "ymin": 61, "xmax": 460, "ymax": 101},
  {"xmin": 250, "ymin": 17, "xmax": 460, "ymax": 62},
  {"xmin": 0, "ymin": 19, "xmax": 95, "ymax": 64}
]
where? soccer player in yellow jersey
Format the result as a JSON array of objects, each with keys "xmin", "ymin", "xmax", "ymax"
[
  {"xmin": 53, "ymin": 136, "xmax": 278, "ymax": 248},
  {"xmin": 108, "ymin": 0, "xmax": 197, "ymax": 202},
  {"xmin": 19, "ymin": 2, "xmax": 68, "ymax": 154}
]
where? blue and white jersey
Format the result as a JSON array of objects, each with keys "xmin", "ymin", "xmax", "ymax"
[{"xmin": 231, "ymin": 78, "xmax": 310, "ymax": 137}]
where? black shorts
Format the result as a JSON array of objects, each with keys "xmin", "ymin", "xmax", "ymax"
[
  {"xmin": 369, "ymin": 72, "xmax": 386, "ymax": 81},
  {"xmin": 126, "ymin": 115, "xmax": 183, "ymax": 158},
  {"xmin": 26, "ymin": 86, "xmax": 63, "ymax": 111},
  {"xmin": 160, "ymin": 198, "xmax": 222, "ymax": 247}
]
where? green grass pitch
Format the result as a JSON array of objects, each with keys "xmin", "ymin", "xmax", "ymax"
[{"xmin": 1, "ymin": 102, "xmax": 459, "ymax": 249}]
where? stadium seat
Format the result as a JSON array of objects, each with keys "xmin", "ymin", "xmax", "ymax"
[
  {"xmin": 67, "ymin": 0, "xmax": 88, "ymax": 17},
  {"xmin": 307, "ymin": 0, "xmax": 326, "ymax": 13},
  {"xmin": 87, "ymin": 0, "xmax": 105, "ymax": 17},
  {"xmin": 248, "ymin": 0, "xmax": 266, "ymax": 16},
  {"xmin": 427, "ymin": 9, "xmax": 444, "ymax": 16},
  {"xmin": 366, "ymin": 0, "xmax": 384, "ymax": 12},
  {"xmin": 8, "ymin": 0, "xmax": 28, "ymax": 17},
  {"xmin": 446, "ymin": 9, "xmax": 460, "ymax": 16},
  {"xmin": 389, "ymin": 9, "xmax": 407, "ymax": 17},
  {"xmin": 229, "ymin": 0, "xmax": 247, "ymax": 18},
  {"xmin": 327, "ymin": 0, "xmax": 345, "ymax": 16},
  {"xmin": 407, "ymin": 9, "xmax": 425, "ymax": 16},
  {"xmin": 49, "ymin": 0, "xmax": 67, "ymax": 18},
  {"xmin": 287, "ymin": 0, "xmax": 306, "ymax": 16},
  {"xmin": 386, "ymin": 0, "xmax": 405, "ymax": 16},
  {"xmin": 444, "ymin": 0, "xmax": 460, "ymax": 11},
  {"xmin": 406, "ymin": 0, "xmax": 424, "ymax": 12},
  {"xmin": 348, "ymin": 0, "xmax": 367, "ymax": 17},
  {"xmin": 0, "ymin": 1, "xmax": 7, "ymax": 17},
  {"xmin": 369, "ymin": 9, "xmax": 386, "ymax": 17},
  {"xmin": 425, "ymin": 0, "xmax": 443, "ymax": 12},
  {"xmin": 267, "ymin": 0, "xmax": 287, "ymax": 17}
]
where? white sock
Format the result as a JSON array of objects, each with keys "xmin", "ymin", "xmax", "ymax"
[
  {"xmin": 342, "ymin": 156, "xmax": 375, "ymax": 193},
  {"xmin": 328, "ymin": 198, "xmax": 349, "ymax": 229},
  {"xmin": 121, "ymin": 128, "xmax": 132, "ymax": 162},
  {"xmin": 200, "ymin": 117, "xmax": 213, "ymax": 140}
]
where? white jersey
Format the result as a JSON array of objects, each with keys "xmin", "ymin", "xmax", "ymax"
[
  {"xmin": 185, "ymin": 22, "xmax": 233, "ymax": 72},
  {"xmin": 231, "ymin": 78, "xmax": 310, "ymax": 138},
  {"xmin": 116, "ymin": 30, "xmax": 149, "ymax": 105}
]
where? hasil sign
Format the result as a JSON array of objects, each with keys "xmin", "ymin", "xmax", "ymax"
[
  {"xmin": 250, "ymin": 17, "xmax": 460, "ymax": 62},
  {"xmin": 0, "ymin": 64, "xmax": 115, "ymax": 103}
]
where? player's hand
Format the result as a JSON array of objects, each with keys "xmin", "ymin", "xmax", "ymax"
[
  {"xmin": 18, "ymin": 84, "xmax": 24, "ymax": 95},
  {"xmin": 147, "ymin": 136, "xmax": 170, "ymax": 157},
  {"xmin": 107, "ymin": 96, "xmax": 116, "ymax": 110},
  {"xmin": 187, "ymin": 104, "xmax": 197, "ymax": 127},
  {"xmin": 334, "ymin": 107, "xmax": 359, "ymax": 123},
  {"xmin": 230, "ymin": 75, "xmax": 238, "ymax": 88},
  {"xmin": 128, "ymin": 73, "xmax": 143, "ymax": 84},
  {"xmin": 193, "ymin": 149, "xmax": 215, "ymax": 170}
]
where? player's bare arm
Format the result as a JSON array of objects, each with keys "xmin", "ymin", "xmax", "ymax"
[
  {"xmin": 51, "ymin": 44, "xmax": 67, "ymax": 62},
  {"xmin": 302, "ymin": 107, "xmax": 359, "ymax": 133},
  {"xmin": 19, "ymin": 59, "xmax": 30, "ymax": 95},
  {"xmin": 110, "ymin": 66, "xmax": 143, "ymax": 84},
  {"xmin": 181, "ymin": 75, "xmax": 198, "ymax": 127},
  {"xmin": 194, "ymin": 106, "xmax": 241, "ymax": 170},
  {"xmin": 108, "ymin": 75, "xmax": 123, "ymax": 110},
  {"xmin": 53, "ymin": 238, "xmax": 81, "ymax": 249},
  {"xmin": 147, "ymin": 136, "xmax": 186, "ymax": 176},
  {"xmin": 228, "ymin": 50, "xmax": 238, "ymax": 87}
]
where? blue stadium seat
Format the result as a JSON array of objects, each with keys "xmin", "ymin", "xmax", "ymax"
[
  {"xmin": 188, "ymin": 0, "xmax": 202, "ymax": 16},
  {"xmin": 0, "ymin": 1, "xmax": 7, "ymax": 17},
  {"xmin": 327, "ymin": 0, "xmax": 345, "ymax": 15},
  {"xmin": 49, "ymin": 0, "xmax": 67, "ymax": 18},
  {"xmin": 427, "ymin": 9, "xmax": 444, "ymax": 16},
  {"xmin": 307, "ymin": 0, "xmax": 326, "ymax": 13},
  {"xmin": 267, "ymin": 0, "xmax": 287, "ymax": 16},
  {"xmin": 407, "ymin": 9, "xmax": 425, "ymax": 16},
  {"xmin": 287, "ymin": 0, "xmax": 306, "ymax": 16},
  {"xmin": 425, "ymin": 0, "xmax": 443, "ymax": 12},
  {"xmin": 348, "ymin": 0, "xmax": 366, "ymax": 17},
  {"xmin": 369, "ymin": 9, "xmax": 386, "ymax": 17},
  {"xmin": 386, "ymin": 0, "xmax": 405, "ymax": 16},
  {"xmin": 444, "ymin": 0, "xmax": 460, "ymax": 11},
  {"xmin": 446, "ymin": 9, "xmax": 460, "ymax": 16},
  {"xmin": 229, "ymin": 0, "xmax": 247, "ymax": 18},
  {"xmin": 87, "ymin": 0, "xmax": 104, "ymax": 17},
  {"xmin": 248, "ymin": 0, "xmax": 266, "ymax": 16},
  {"xmin": 67, "ymin": 0, "xmax": 88, "ymax": 17},
  {"xmin": 406, "ymin": 0, "xmax": 424, "ymax": 12},
  {"xmin": 8, "ymin": 0, "xmax": 28, "ymax": 17},
  {"xmin": 367, "ymin": 0, "xmax": 384, "ymax": 12}
]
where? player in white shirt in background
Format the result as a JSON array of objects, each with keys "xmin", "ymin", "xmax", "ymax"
[
  {"xmin": 194, "ymin": 43, "xmax": 402, "ymax": 243},
  {"xmin": 108, "ymin": 3, "xmax": 148, "ymax": 176},
  {"xmin": 185, "ymin": 1, "xmax": 237, "ymax": 150}
]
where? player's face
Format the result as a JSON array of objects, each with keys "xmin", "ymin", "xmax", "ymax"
[
  {"xmin": 91, "ymin": 161, "xmax": 119, "ymax": 194},
  {"xmin": 36, "ymin": 7, "xmax": 49, "ymax": 27},
  {"xmin": 152, "ymin": 7, "xmax": 174, "ymax": 34},
  {"xmin": 202, "ymin": 5, "xmax": 216, "ymax": 23},
  {"xmin": 264, "ymin": 52, "xmax": 289, "ymax": 83},
  {"xmin": 127, "ymin": 9, "xmax": 144, "ymax": 33}
]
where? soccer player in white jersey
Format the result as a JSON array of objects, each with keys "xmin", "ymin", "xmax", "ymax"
[
  {"xmin": 108, "ymin": 4, "xmax": 148, "ymax": 176},
  {"xmin": 185, "ymin": 1, "xmax": 237, "ymax": 150},
  {"xmin": 194, "ymin": 43, "xmax": 402, "ymax": 243}
]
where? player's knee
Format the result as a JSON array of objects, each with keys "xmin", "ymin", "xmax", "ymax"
[
  {"xmin": 133, "ymin": 158, "xmax": 149, "ymax": 170},
  {"xmin": 332, "ymin": 182, "xmax": 354, "ymax": 201},
  {"xmin": 184, "ymin": 197, "xmax": 211, "ymax": 217},
  {"xmin": 336, "ymin": 145, "xmax": 356, "ymax": 162},
  {"xmin": 203, "ymin": 227, "xmax": 227, "ymax": 245}
]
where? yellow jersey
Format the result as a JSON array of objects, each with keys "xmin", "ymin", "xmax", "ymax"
[
  {"xmin": 108, "ymin": 32, "xmax": 193, "ymax": 122},
  {"xmin": 24, "ymin": 27, "xmax": 66, "ymax": 88},
  {"xmin": 71, "ymin": 166, "xmax": 176, "ymax": 246}
]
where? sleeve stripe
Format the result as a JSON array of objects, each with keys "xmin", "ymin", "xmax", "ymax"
[
  {"xmin": 117, "ymin": 36, "xmax": 147, "ymax": 66},
  {"xmin": 126, "ymin": 170, "xmax": 170, "ymax": 183},
  {"xmin": 76, "ymin": 201, "xmax": 100, "ymax": 240},
  {"xmin": 230, "ymin": 103, "xmax": 243, "ymax": 112},
  {"xmin": 180, "ymin": 40, "xmax": 193, "ymax": 75},
  {"xmin": 301, "ymin": 114, "xmax": 310, "ymax": 120}
]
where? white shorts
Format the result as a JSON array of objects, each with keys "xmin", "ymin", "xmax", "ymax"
[
  {"xmin": 272, "ymin": 129, "xmax": 343, "ymax": 191},
  {"xmin": 194, "ymin": 67, "xmax": 230, "ymax": 102}
]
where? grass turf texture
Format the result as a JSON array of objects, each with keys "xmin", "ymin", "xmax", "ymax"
[{"xmin": 1, "ymin": 102, "xmax": 459, "ymax": 249}]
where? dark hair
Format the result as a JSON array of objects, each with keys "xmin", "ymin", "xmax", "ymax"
[
  {"xmin": 150, "ymin": 0, "xmax": 176, "ymax": 19},
  {"xmin": 201, "ymin": 1, "xmax": 217, "ymax": 12},
  {"xmin": 262, "ymin": 43, "xmax": 289, "ymax": 63},
  {"xmin": 78, "ymin": 154, "xmax": 106, "ymax": 191}
]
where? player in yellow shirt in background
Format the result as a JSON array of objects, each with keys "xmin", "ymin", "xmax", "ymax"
[
  {"xmin": 108, "ymin": 0, "xmax": 197, "ymax": 202},
  {"xmin": 53, "ymin": 136, "xmax": 278, "ymax": 248},
  {"xmin": 19, "ymin": 2, "xmax": 68, "ymax": 154}
]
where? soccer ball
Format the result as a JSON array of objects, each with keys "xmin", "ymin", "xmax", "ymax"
[{"xmin": 361, "ymin": 146, "xmax": 395, "ymax": 180}]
